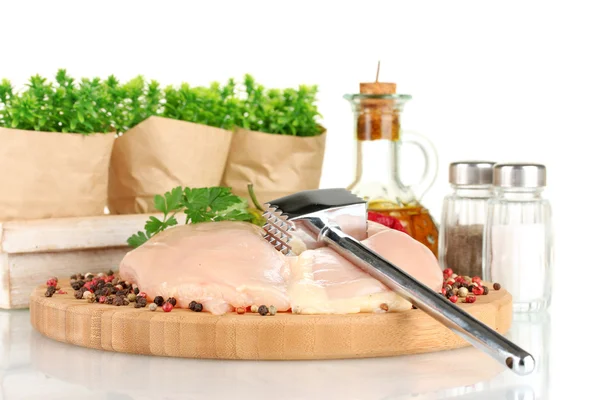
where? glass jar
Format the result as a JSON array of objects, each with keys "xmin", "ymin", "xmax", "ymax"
[
  {"xmin": 439, "ymin": 161, "xmax": 495, "ymax": 278},
  {"xmin": 343, "ymin": 92, "xmax": 440, "ymax": 256},
  {"xmin": 483, "ymin": 163, "xmax": 553, "ymax": 312}
]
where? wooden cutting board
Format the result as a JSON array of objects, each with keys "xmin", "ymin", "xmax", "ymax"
[{"xmin": 30, "ymin": 278, "xmax": 512, "ymax": 360}]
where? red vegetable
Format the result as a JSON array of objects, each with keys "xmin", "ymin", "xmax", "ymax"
[{"xmin": 367, "ymin": 211, "xmax": 407, "ymax": 233}]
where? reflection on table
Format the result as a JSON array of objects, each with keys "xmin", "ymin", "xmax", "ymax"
[{"xmin": 0, "ymin": 309, "xmax": 551, "ymax": 400}]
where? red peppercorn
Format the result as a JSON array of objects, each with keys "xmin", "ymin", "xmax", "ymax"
[
  {"xmin": 472, "ymin": 286, "xmax": 484, "ymax": 296},
  {"xmin": 472, "ymin": 276, "xmax": 482, "ymax": 284},
  {"xmin": 443, "ymin": 268, "xmax": 453, "ymax": 276},
  {"xmin": 493, "ymin": 283, "xmax": 501, "ymax": 290},
  {"xmin": 162, "ymin": 302, "xmax": 173, "ymax": 312},
  {"xmin": 466, "ymin": 295, "xmax": 476, "ymax": 303},
  {"xmin": 98, "ymin": 296, "xmax": 107, "ymax": 303},
  {"xmin": 446, "ymin": 279, "xmax": 455, "ymax": 286},
  {"xmin": 441, "ymin": 288, "xmax": 447, "ymax": 296},
  {"xmin": 46, "ymin": 278, "xmax": 58, "ymax": 287},
  {"xmin": 449, "ymin": 295, "xmax": 458, "ymax": 303},
  {"xmin": 139, "ymin": 292, "xmax": 147, "ymax": 299},
  {"xmin": 236, "ymin": 307, "xmax": 246, "ymax": 314},
  {"xmin": 455, "ymin": 276, "xmax": 465, "ymax": 283}
]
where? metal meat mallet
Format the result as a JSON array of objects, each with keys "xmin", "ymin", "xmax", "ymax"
[{"xmin": 261, "ymin": 188, "xmax": 535, "ymax": 375}]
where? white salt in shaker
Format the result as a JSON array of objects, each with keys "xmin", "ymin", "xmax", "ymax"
[
  {"xmin": 439, "ymin": 161, "xmax": 496, "ymax": 278},
  {"xmin": 483, "ymin": 163, "xmax": 553, "ymax": 312}
]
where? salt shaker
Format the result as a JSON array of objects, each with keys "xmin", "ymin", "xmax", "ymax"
[
  {"xmin": 483, "ymin": 163, "xmax": 553, "ymax": 312},
  {"xmin": 439, "ymin": 161, "xmax": 495, "ymax": 278}
]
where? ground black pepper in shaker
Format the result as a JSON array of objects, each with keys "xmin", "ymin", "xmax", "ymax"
[{"xmin": 439, "ymin": 161, "xmax": 495, "ymax": 277}]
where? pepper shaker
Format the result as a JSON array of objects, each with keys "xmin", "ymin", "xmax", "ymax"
[
  {"xmin": 483, "ymin": 163, "xmax": 553, "ymax": 312},
  {"xmin": 439, "ymin": 161, "xmax": 495, "ymax": 278}
]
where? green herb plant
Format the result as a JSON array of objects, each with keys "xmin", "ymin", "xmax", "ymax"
[{"xmin": 127, "ymin": 186, "xmax": 257, "ymax": 248}]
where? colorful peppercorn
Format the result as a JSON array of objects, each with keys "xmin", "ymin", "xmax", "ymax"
[
  {"xmin": 493, "ymin": 283, "xmax": 501, "ymax": 290},
  {"xmin": 149, "ymin": 303, "xmax": 158, "ymax": 311},
  {"xmin": 154, "ymin": 296, "xmax": 165, "ymax": 306},
  {"xmin": 441, "ymin": 288, "xmax": 447, "ymax": 296},
  {"xmin": 127, "ymin": 293, "xmax": 137, "ymax": 302},
  {"xmin": 98, "ymin": 296, "xmax": 107, "ymax": 304},
  {"xmin": 258, "ymin": 305, "xmax": 269, "ymax": 316},
  {"xmin": 268, "ymin": 306, "xmax": 277, "ymax": 316},
  {"xmin": 193, "ymin": 303, "xmax": 203, "ymax": 312},
  {"xmin": 236, "ymin": 307, "xmax": 246, "ymax": 314},
  {"xmin": 87, "ymin": 294, "xmax": 96, "ymax": 303},
  {"xmin": 380, "ymin": 303, "xmax": 389, "ymax": 312},
  {"xmin": 457, "ymin": 287, "xmax": 469, "ymax": 298},
  {"xmin": 250, "ymin": 305, "xmax": 259, "ymax": 313},
  {"xmin": 167, "ymin": 297, "xmax": 176, "ymax": 306},
  {"xmin": 465, "ymin": 295, "xmax": 476, "ymax": 303},
  {"xmin": 162, "ymin": 302, "xmax": 173, "ymax": 312},
  {"xmin": 482, "ymin": 286, "xmax": 489, "ymax": 295},
  {"xmin": 443, "ymin": 268, "xmax": 453, "ymax": 276},
  {"xmin": 472, "ymin": 286, "xmax": 484, "ymax": 296},
  {"xmin": 449, "ymin": 295, "xmax": 458, "ymax": 303},
  {"xmin": 188, "ymin": 300, "xmax": 197, "ymax": 310},
  {"xmin": 44, "ymin": 286, "xmax": 56, "ymax": 297},
  {"xmin": 139, "ymin": 292, "xmax": 147, "ymax": 299},
  {"xmin": 472, "ymin": 276, "xmax": 482, "ymax": 284}
]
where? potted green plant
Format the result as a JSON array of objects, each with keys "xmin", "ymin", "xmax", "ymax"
[
  {"xmin": 107, "ymin": 79, "xmax": 235, "ymax": 214},
  {"xmin": 221, "ymin": 75, "xmax": 326, "ymax": 205},
  {"xmin": 0, "ymin": 70, "xmax": 116, "ymax": 221}
]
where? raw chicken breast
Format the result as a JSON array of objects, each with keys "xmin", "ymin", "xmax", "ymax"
[
  {"xmin": 119, "ymin": 221, "xmax": 290, "ymax": 315},
  {"xmin": 287, "ymin": 227, "xmax": 443, "ymax": 314}
]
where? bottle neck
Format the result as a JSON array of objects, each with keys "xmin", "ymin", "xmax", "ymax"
[{"xmin": 495, "ymin": 187, "xmax": 544, "ymax": 200}]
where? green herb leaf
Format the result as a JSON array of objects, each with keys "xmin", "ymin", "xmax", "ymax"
[
  {"xmin": 127, "ymin": 231, "xmax": 150, "ymax": 248},
  {"xmin": 126, "ymin": 186, "xmax": 261, "ymax": 248}
]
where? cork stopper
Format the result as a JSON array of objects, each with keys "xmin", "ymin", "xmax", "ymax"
[
  {"xmin": 359, "ymin": 61, "xmax": 396, "ymax": 94},
  {"xmin": 355, "ymin": 62, "xmax": 400, "ymax": 141}
]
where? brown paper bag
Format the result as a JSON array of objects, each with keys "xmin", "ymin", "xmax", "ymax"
[
  {"xmin": 0, "ymin": 128, "xmax": 115, "ymax": 221},
  {"xmin": 108, "ymin": 116, "xmax": 233, "ymax": 214},
  {"xmin": 221, "ymin": 127, "xmax": 327, "ymax": 205}
]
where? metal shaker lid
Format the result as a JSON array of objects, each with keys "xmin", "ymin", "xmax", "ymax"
[
  {"xmin": 493, "ymin": 163, "xmax": 546, "ymax": 188},
  {"xmin": 449, "ymin": 161, "xmax": 495, "ymax": 186}
]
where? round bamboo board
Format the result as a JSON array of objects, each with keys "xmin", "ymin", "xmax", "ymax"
[{"xmin": 30, "ymin": 279, "xmax": 512, "ymax": 360}]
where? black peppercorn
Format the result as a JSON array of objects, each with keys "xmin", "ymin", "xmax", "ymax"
[
  {"xmin": 493, "ymin": 283, "xmax": 501, "ymax": 290},
  {"xmin": 154, "ymin": 296, "xmax": 165, "ymax": 306},
  {"xmin": 71, "ymin": 281, "xmax": 82, "ymax": 291},
  {"xmin": 188, "ymin": 300, "xmax": 197, "ymax": 310},
  {"xmin": 45, "ymin": 286, "xmax": 56, "ymax": 297},
  {"xmin": 107, "ymin": 269, "xmax": 114, "ymax": 276},
  {"xmin": 74, "ymin": 289, "xmax": 84, "ymax": 299},
  {"xmin": 116, "ymin": 290, "xmax": 127, "ymax": 296},
  {"xmin": 446, "ymin": 290, "xmax": 454, "ymax": 299},
  {"xmin": 482, "ymin": 286, "xmax": 489, "ymax": 295},
  {"xmin": 133, "ymin": 287, "xmax": 140, "ymax": 295},
  {"xmin": 468, "ymin": 284, "xmax": 476, "ymax": 292},
  {"xmin": 105, "ymin": 296, "xmax": 114, "ymax": 305},
  {"xmin": 136, "ymin": 297, "xmax": 147, "ymax": 307},
  {"xmin": 444, "ymin": 285, "xmax": 452, "ymax": 293},
  {"xmin": 193, "ymin": 303, "xmax": 203, "ymax": 312},
  {"xmin": 258, "ymin": 305, "xmax": 269, "ymax": 316},
  {"xmin": 167, "ymin": 297, "xmax": 177, "ymax": 307},
  {"xmin": 70, "ymin": 274, "xmax": 77, "ymax": 280}
]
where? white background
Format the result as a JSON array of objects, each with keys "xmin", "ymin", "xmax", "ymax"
[{"xmin": 1, "ymin": 1, "xmax": 599, "ymax": 397}]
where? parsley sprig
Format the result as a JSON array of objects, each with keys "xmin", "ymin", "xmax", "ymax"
[{"xmin": 127, "ymin": 186, "xmax": 257, "ymax": 248}]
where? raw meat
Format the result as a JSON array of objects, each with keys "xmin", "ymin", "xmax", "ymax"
[
  {"xmin": 288, "ymin": 225, "xmax": 443, "ymax": 314},
  {"xmin": 119, "ymin": 220, "xmax": 443, "ymax": 315},
  {"xmin": 119, "ymin": 221, "xmax": 290, "ymax": 315}
]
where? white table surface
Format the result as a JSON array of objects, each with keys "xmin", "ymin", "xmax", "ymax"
[{"xmin": 1, "ymin": 307, "xmax": 571, "ymax": 400}]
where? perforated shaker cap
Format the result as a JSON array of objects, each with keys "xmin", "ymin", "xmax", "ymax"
[
  {"xmin": 449, "ymin": 161, "xmax": 496, "ymax": 186},
  {"xmin": 493, "ymin": 163, "xmax": 546, "ymax": 188}
]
